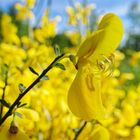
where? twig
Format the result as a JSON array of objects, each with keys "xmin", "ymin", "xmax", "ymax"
[
  {"xmin": 0, "ymin": 54, "xmax": 64, "ymax": 125},
  {"xmin": 74, "ymin": 121, "xmax": 87, "ymax": 140}
]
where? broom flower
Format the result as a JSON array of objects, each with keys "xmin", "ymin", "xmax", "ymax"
[{"xmin": 68, "ymin": 13, "xmax": 124, "ymax": 120}]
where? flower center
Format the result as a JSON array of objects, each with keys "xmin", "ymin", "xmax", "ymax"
[{"xmin": 96, "ymin": 54, "xmax": 115, "ymax": 78}]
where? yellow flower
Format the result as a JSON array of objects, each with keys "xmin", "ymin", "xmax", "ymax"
[
  {"xmin": 66, "ymin": 6, "xmax": 77, "ymax": 25},
  {"xmin": 1, "ymin": 14, "xmax": 20, "ymax": 45},
  {"xmin": 129, "ymin": 51, "xmax": 140, "ymax": 65},
  {"xmin": 122, "ymin": 103, "xmax": 137, "ymax": 127},
  {"xmin": 68, "ymin": 13, "xmax": 124, "ymax": 120},
  {"xmin": 0, "ymin": 124, "xmax": 30, "ymax": 140},
  {"xmin": 15, "ymin": 3, "xmax": 34, "ymax": 20},
  {"xmin": 119, "ymin": 73, "xmax": 134, "ymax": 84},
  {"xmin": 26, "ymin": 0, "xmax": 36, "ymax": 9},
  {"xmin": 88, "ymin": 124, "xmax": 110, "ymax": 140}
]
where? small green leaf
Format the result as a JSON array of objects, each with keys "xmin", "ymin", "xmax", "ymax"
[
  {"xmin": 15, "ymin": 112, "xmax": 22, "ymax": 118},
  {"xmin": 73, "ymin": 128, "xmax": 79, "ymax": 133},
  {"xmin": 41, "ymin": 75, "xmax": 49, "ymax": 80},
  {"xmin": 18, "ymin": 83, "xmax": 26, "ymax": 93},
  {"xmin": 69, "ymin": 55, "xmax": 76, "ymax": 65},
  {"xmin": 0, "ymin": 99, "xmax": 10, "ymax": 108},
  {"xmin": 55, "ymin": 63, "xmax": 66, "ymax": 70},
  {"xmin": 18, "ymin": 103, "xmax": 27, "ymax": 108},
  {"xmin": 54, "ymin": 45, "xmax": 61, "ymax": 56},
  {"xmin": 29, "ymin": 67, "xmax": 39, "ymax": 76}
]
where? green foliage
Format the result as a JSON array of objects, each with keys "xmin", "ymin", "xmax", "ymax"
[
  {"xmin": 128, "ymin": 2, "xmax": 140, "ymax": 26},
  {"xmin": 55, "ymin": 63, "xmax": 66, "ymax": 70},
  {"xmin": 7, "ymin": 5, "xmax": 29, "ymax": 37},
  {"xmin": 125, "ymin": 34, "xmax": 140, "ymax": 51},
  {"xmin": 41, "ymin": 75, "xmax": 49, "ymax": 80},
  {"xmin": 29, "ymin": 67, "xmax": 39, "ymax": 76},
  {"xmin": 18, "ymin": 83, "xmax": 26, "ymax": 93},
  {"xmin": 54, "ymin": 45, "xmax": 61, "ymax": 56},
  {"xmin": 15, "ymin": 112, "xmax": 22, "ymax": 118},
  {"xmin": 49, "ymin": 34, "xmax": 74, "ymax": 52},
  {"xmin": 122, "ymin": 2, "xmax": 140, "ymax": 51},
  {"xmin": 119, "ymin": 50, "xmax": 140, "ymax": 87}
]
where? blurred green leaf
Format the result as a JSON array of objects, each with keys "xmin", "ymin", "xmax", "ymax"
[
  {"xmin": 18, "ymin": 83, "xmax": 26, "ymax": 93},
  {"xmin": 18, "ymin": 103, "xmax": 27, "ymax": 108},
  {"xmin": 15, "ymin": 112, "xmax": 22, "ymax": 118},
  {"xmin": 29, "ymin": 67, "xmax": 39, "ymax": 76},
  {"xmin": 41, "ymin": 75, "xmax": 49, "ymax": 80},
  {"xmin": 69, "ymin": 55, "xmax": 76, "ymax": 65},
  {"xmin": 54, "ymin": 45, "xmax": 61, "ymax": 56},
  {"xmin": 55, "ymin": 63, "xmax": 66, "ymax": 70}
]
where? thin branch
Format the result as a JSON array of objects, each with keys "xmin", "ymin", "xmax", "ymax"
[
  {"xmin": 74, "ymin": 121, "xmax": 87, "ymax": 140},
  {"xmin": 0, "ymin": 54, "xmax": 64, "ymax": 125}
]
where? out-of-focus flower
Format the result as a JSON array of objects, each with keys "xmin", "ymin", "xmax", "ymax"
[
  {"xmin": 66, "ymin": 3, "xmax": 96, "ymax": 26},
  {"xmin": 88, "ymin": 124, "xmax": 110, "ymax": 140},
  {"xmin": 121, "ymin": 103, "xmax": 137, "ymax": 127},
  {"xmin": 0, "ymin": 124, "xmax": 30, "ymax": 140},
  {"xmin": 133, "ymin": 126, "xmax": 140, "ymax": 140},
  {"xmin": 119, "ymin": 73, "xmax": 134, "ymax": 84},
  {"xmin": 1, "ymin": 14, "xmax": 20, "ymax": 45},
  {"xmin": 15, "ymin": 108, "xmax": 40, "ymax": 131},
  {"xmin": 15, "ymin": 1, "xmax": 35, "ymax": 20},
  {"xmin": 76, "ymin": 123, "xmax": 109, "ymax": 140},
  {"xmin": 129, "ymin": 51, "xmax": 140, "ymax": 65},
  {"xmin": 68, "ymin": 13, "xmax": 124, "ymax": 120},
  {"xmin": 66, "ymin": 6, "xmax": 77, "ymax": 25},
  {"xmin": 0, "ymin": 43, "xmax": 26, "ymax": 66},
  {"xmin": 34, "ymin": 11, "xmax": 56, "ymax": 43},
  {"xmin": 114, "ymin": 50, "xmax": 125, "ymax": 67},
  {"xmin": 26, "ymin": 0, "xmax": 36, "ymax": 9},
  {"xmin": 75, "ymin": 2, "xmax": 96, "ymax": 25}
]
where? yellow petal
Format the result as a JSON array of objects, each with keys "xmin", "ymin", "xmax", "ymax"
[
  {"xmin": 68, "ymin": 63, "xmax": 105, "ymax": 120},
  {"xmin": 122, "ymin": 103, "xmax": 137, "ymax": 127},
  {"xmin": 18, "ymin": 108, "xmax": 39, "ymax": 122},
  {"xmin": 77, "ymin": 29, "xmax": 103, "ymax": 61},
  {"xmin": 77, "ymin": 13, "xmax": 123, "ymax": 64},
  {"xmin": 92, "ymin": 13, "xmax": 124, "ymax": 60},
  {"xmin": 88, "ymin": 124, "xmax": 110, "ymax": 140},
  {"xmin": 0, "ymin": 125, "xmax": 30, "ymax": 140}
]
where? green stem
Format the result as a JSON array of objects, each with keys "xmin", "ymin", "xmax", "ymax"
[
  {"xmin": 0, "ymin": 54, "xmax": 64, "ymax": 126},
  {"xmin": 74, "ymin": 121, "xmax": 87, "ymax": 140}
]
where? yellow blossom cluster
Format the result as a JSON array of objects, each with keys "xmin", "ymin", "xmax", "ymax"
[
  {"xmin": 0, "ymin": 1, "xmax": 140, "ymax": 140},
  {"xmin": 66, "ymin": 2, "xmax": 96, "ymax": 25}
]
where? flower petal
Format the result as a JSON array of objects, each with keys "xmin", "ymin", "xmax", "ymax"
[
  {"xmin": 68, "ymin": 63, "xmax": 105, "ymax": 120},
  {"xmin": 90, "ymin": 13, "xmax": 124, "ymax": 62},
  {"xmin": 77, "ymin": 13, "xmax": 124, "ymax": 64},
  {"xmin": 88, "ymin": 124, "xmax": 110, "ymax": 140},
  {"xmin": 77, "ymin": 29, "xmax": 104, "ymax": 61}
]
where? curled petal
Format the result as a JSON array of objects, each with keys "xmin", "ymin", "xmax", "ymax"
[
  {"xmin": 68, "ymin": 63, "xmax": 105, "ymax": 120},
  {"xmin": 76, "ymin": 29, "xmax": 103, "ymax": 61},
  {"xmin": 76, "ymin": 13, "xmax": 124, "ymax": 64}
]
